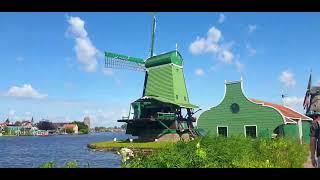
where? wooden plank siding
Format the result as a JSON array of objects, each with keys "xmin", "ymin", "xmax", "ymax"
[{"xmin": 197, "ymin": 81, "xmax": 284, "ymax": 138}]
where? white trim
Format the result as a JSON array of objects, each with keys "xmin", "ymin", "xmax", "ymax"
[
  {"xmin": 298, "ymin": 118, "xmax": 303, "ymax": 144},
  {"xmin": 217, "ymin": 125, "xmax": 229, "ymax": 137},
  {"xmin": 244, "ymin": 125, "xmax": 258, "ymax": 138},
  {"xmin": 146, "ymin": 63, "xmax": 182, "ymax": 70}
]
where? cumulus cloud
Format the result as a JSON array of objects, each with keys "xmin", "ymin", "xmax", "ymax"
[
  {"xmin": 248, "ymin": 24, "xmax": 257, "ymax": 33},
  {"xmin": 6, "ymin": 84, "xmax": 48, "ymax": 100},
  {"xmin": 66, "ymin": 16, "xmax": 99, "ymax": 72},
  {"xmin": 283, "ymin": 96, "xmax": 304, "ymax": 113},
  {"xmin": 279, "ymin": 70, "xmax": 296, "ymax": 87},
  {"xmin": 195, "ymin": 68, "xmax": 205, "ymax": 76},
  {"xmin": 189, "ymin": 26, "xmax": 234, "ymax": 63},
  {"xmin": 218, "ymin": 14, "xmax": 226, "ymax": 24}
]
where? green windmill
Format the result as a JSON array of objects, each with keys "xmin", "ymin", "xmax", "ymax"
[{"xmin": 105, "ymin": 15, "xmax": 200, "ymax": 141}]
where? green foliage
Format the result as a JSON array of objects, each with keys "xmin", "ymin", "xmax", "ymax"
[
  {"xmin": 124, "ymin": 136, "xmax": 309, "ymax": 168},
  {"xmin": 72, "ymin": 121, "xmax": 89, "ymax": 134},
  {"xmin": 65, "ymin": 128, "xmax": 74, "ymax": 134},
  {"xmin": 39, "ymin": 161, "xmax": 79, "ymax": 168},
  {"xmin": 39, "ymin": 161, "xmax": 56, "ymax": 168},
  {"xmin": 63, "ymin": 161, "xmax": 78, "ymax": 168}
]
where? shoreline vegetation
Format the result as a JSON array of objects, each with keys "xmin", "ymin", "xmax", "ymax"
[
  {"xmin": 88, "ymin": 135, "xmax": 309, "ymax": 168},
  {"xmin": 88, "ymin": 140, "xmax": 173, "ymax": 153}
]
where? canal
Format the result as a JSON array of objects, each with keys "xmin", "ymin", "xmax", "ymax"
[{"xmin": 0, "ymin": 132, "xmax": 133, "ymax": 168}]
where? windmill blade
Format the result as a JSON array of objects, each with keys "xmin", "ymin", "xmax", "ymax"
[{"xmin": 105, "ymin": 52, "xmax": 146, "ymax": 72}]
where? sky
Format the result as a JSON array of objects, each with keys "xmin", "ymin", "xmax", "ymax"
[{"xmin": 0, "ymin": 12, "xmax": 319, "ymax": 127}]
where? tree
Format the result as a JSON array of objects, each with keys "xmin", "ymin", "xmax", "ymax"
[
  {"xmin": 65, "ymin": 128, "xmax": 74, "ymax": 134},
  {"xmin": 5, "ymin": 118, "xmax": 10, "ymax": 125},
  {"xmin": 37, "ymin": 121, "xmax": 55, "ymax": 130}
]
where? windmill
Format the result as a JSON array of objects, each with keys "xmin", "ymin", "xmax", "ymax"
[{"xmin": 104, "ymin": 15, "xmax": 199, "ymax": 141}]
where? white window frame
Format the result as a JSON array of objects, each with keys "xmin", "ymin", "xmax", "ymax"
[
  {"xmin": 217, "ymin": 126, "xmax": 229, "ymax": 137},
  {"xmin": 244, "ymin": 125, "xmax": 258, "ymax": 138}
]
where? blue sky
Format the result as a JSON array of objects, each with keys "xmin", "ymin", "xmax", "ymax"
[{"xmin": 0, "ymin": 12, "xmax": 319, "ymax": 127}]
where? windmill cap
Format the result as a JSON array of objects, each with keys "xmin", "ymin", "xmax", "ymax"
[{"xmin": 145, "ymin": 51, "xmax": 183, "ymax": 68}]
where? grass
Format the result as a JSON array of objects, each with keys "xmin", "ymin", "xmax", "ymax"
[
  {"xmin": 123, "ymin": 135, "xmax": 309, "ymax": 168},
  {"xmin": 88, "ymin": 140, "xmax": 174, "ymax": 151}
]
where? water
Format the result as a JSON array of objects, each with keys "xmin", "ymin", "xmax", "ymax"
[{"xmin": 0, "ymin": 132, "xmax": 133, "ymax": 168}]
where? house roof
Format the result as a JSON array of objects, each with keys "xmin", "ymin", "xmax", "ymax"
[
  {"xmin": 63, "ymin": 124, "xmax": 78, "ymax": 129},
  {"xmin": 250, "ymin": 98, "xmax": 312, "ymax": 121}
]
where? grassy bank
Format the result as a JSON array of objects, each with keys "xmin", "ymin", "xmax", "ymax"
[
  {"xmin": 123, "ymin": 136, "xmax": 309, "ymax": 168},
  {"xmin": 88, "ymin": 140, "xmax": 174, "ymax": 151}
]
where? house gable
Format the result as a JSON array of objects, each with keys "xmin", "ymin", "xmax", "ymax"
[{"xmin": 197, "ymin": 80, "xmax": 284, "ymax": 138}]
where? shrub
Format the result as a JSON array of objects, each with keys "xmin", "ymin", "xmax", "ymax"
[
  {"xmin": 39, "ymin": 161, "xmax": 56, "ymax": 168},
  {"xmin": 124, "ymin": 135, "xmax": 308, "ymax": 168},
  {"xmin": 39, "ymin": 161, "xmax": 79, "ymax": 168}
]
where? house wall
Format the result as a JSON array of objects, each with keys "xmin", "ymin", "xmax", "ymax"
[
  {"xmin": 302, "ymin": 121, "xmax": 312, "ymax": 144},
  {"xmin": 197, "ymin": 81, "xmax": 284, "ymax": 138}
]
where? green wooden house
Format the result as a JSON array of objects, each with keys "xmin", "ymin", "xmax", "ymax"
[{"xmin": 197, "ymin": 79, "xmax": 312, "ymax": 143}]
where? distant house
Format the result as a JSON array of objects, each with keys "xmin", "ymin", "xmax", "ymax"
[
  {"xmin": 63, "ymin": 124, "xmax": 78, "ymax": 134},
  {"xmin": 0, "ymin": 122, "xmax": 7, "ymax": 131},
  {"xmin": 21, "ymin": 121, "xmax": 33, "ymax": 129}
]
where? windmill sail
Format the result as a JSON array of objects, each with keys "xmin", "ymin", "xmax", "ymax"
[
  {"xmin": 105, "ymin": 52, "xmax": 146, "ymax": 71},
  {"xmin": 303, "ymin": 73, "xmax": 312, "ymax": 111}
]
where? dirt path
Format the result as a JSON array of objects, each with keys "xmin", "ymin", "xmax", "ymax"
[{"xmin": 304, "ymin": 153, "xmax": 314, "ymax": 168}]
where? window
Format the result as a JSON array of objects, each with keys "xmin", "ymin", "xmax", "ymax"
[
  {"xmin": 230, "ymin": 103, "xmax": 240, "ymax": 113},
  {"xmin": 217, "ymin": 126, "xmax": 228, "ymax": 137},
  {"xmin": 244, "ymin": 125, "xmax": 257, "ymax": 138},
  {"xmin": 176, "ymin": 95, "xmax": 179, "ymax": 100},
  {"xmin": 184, "ymin": 96, "xmax": 187, "ymax": 101}
]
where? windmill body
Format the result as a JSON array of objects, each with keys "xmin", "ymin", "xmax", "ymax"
[
  {"xmin": 304, "ymin": 72, "xmax": 320, "ymax": 118},
  {"xmin": 104, "ymin": 16, "xmax": 199, "ymax": 141}
]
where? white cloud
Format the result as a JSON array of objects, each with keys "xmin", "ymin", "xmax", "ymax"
[
  {"xmin": 235, "ymin": 59, "xmax": 244, "ymax": 73},
  {"xmin": 189, "ymin": 37, "xmax": 207, "ymax": 55},
  {"xmin": 218, "ymin": 14, "xmax": 226, "ymax": 24},
  {"xmin": 195, "ymin": 68, "xmax": 205, "ymax": 76},
  {"xmin": 189, "ymin": 26, "xmax": 234, "ymax": 63},
  {"xmin": 6, "ymin": 84, "xmax": 48, "ymax": 100},
  {"xmin": 317, "ymin": 80, "xmax": 320, "ymax": 86},
  {"xmin": 83, "ymin": 107, "xmax": 128, "ymax": 127},
  {"xmin": 283, "ymin": 96, "xmax": 304, "ymax": 112},
  {"xmin": 66, "ymin": 16, "xmax": 99, "ymax": 72},
  {"xmin": 248, "ymin": 24, "xmax": 257, "ymax": 33},
  {"xmin": 279, "ymin": 70, "xmax": 296, "ymax": 87},
  {"xmin": 102, "ymin": 68, "xmax": 114, "ymax": 76},
  {"xmin": 207, "ymin": 27, "xmax": 222, "ymax": 43},
  {"xmin": 246, "ymin": 43, "xmax": 257, "ymax": 56},
  {"xmin": 219, "ymin": 50, "xmax": 233, "ymax": 63}
]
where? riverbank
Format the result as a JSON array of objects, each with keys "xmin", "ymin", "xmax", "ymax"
[{"xmin": 88, "ymin": 140, "xmax": 173, "ymax": 152}]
